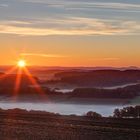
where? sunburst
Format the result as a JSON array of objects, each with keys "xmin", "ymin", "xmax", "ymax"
[{"xmin": 17, "ymin": 60, "xmax": 26, "ymax": 68}]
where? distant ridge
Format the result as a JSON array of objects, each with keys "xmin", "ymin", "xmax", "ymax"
[{"xmin": 0, "ymin": 66, "xmax": 140, "ymax": 73}]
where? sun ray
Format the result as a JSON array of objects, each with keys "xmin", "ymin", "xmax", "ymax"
[
  {"xmin": 0, "ymin": 60, "xmax": 48, "ymax": 101},
  {"xmin": 0, "ymin": 66, "xmax": 17, "ymax": 79},
  {"xmin": 13, "ymin": 67, "xmax": 22, "ymax": 100},
  {"xmin": 13, "ymin": 59, "xmax": 26, "ymax": 99},
  {"xmin": 23, "ymin": 67, "xmax": 48, "ymax": 100}
]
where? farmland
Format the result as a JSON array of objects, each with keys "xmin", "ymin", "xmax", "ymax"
[{"xmin": 0, "ymin": 109, "xmax": 139, "ymax": 140}]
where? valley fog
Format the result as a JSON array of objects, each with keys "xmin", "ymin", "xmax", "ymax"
[{"xmin": 0, "ymin": 102, "xmax": 127, "ymax": 117}]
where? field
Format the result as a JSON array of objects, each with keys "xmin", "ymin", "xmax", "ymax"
[{"xmin": 0, "ymin": 109, "xmax": 139, "ymax": 140}]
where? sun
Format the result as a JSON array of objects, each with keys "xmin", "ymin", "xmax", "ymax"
[{"xmin": 17, "ymin": 60, "xmax": 26, "ymax": 68}]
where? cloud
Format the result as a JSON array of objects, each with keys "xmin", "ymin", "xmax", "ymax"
[
  {"xmin": 20, "ymin": 53, "xmax": 68, "ymax": 58},
  {"xmin": 19, "ymin": 0, "xmax": 140, "ymax": 11},
  {"xmin": 0, "ymin": 17, "xmax": 139, "ymax": 36},
  {"xmin": 69, "ymin": 2, "xmax": 140, "ymax": 11},
  {"xmin": 91, "ymin": 57, "xmax": 120, "ymax": 61},
  {"xmin": 0, "ymin": 1, "xmax": 139, "ymax": 36},
  {"xmin": 0, "ymin": 4, "xmax": 8, "ymax": 8}
]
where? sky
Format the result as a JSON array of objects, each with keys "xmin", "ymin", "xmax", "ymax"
[{"xmin": 0, "ymin": 0, "xmax": 140, "ymax": 67}]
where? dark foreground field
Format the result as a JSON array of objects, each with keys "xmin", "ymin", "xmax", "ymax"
[{"xmin": 0, "ymin": 109, "xmax": 139, "ymax": 140}]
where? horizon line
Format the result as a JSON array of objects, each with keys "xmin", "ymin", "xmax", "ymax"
[{"xmin": 0, "ymin": 65, "xmax": 139, "ymax": 69}]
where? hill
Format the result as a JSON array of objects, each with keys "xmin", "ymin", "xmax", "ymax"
[
  {"xmin": 0, "ymin": 108, "xmax": 139, "ymax": 140},
  {"xmin": 50, "ymin": 70, "xmax": 140, "ymax": 87}
]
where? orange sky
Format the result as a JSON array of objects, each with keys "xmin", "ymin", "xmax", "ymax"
[
  {"xmin": 0, "ymin": 0, "xmax": 140, "ymax": 67},
  {"xmin": 0, "ymin": 35, "xmax": 139, "ymax": 67}
]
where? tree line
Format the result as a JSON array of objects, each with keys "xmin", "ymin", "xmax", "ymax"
[{"xmin": 113, "ymin": 106, "xmax": 140, "ymax": 118}]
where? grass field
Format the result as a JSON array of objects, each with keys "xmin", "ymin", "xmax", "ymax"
[{"xmin": 0, "ymin": 109, "xmax": 139, "ymax": 140}]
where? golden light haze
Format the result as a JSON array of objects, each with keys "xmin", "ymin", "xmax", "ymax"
[{"xmin": 0, "ymin": 35, "xmax": 139, "ymax": 67}]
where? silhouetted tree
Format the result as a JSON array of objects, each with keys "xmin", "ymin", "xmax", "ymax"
[
  {"xmin": 86, "ymin": 111, "xmax": 102, "ymax": 118},
  {"xmin": 113, "ymin": 109, "xmax": 122, "ymax": 118},
  {"xmin": 113, "ymin": 106, "xmax": 140, "ymax": 118}
]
